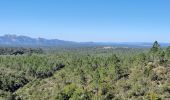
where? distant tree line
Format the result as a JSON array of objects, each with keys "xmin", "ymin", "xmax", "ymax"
[{"xmin": 0, "ymin": 47, "xmax": 43, "ymax": 55}]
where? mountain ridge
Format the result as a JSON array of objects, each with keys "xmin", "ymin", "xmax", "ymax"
[
  {"xmin": 0, "ymin": 34, "xmax": 78, "ymax": 47},
  {"xmin": 0, "ymin": 34, "xmax": 170, "ymax": 48}
]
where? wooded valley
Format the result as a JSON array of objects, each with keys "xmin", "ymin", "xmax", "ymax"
[{"xmin": 0, "ymin": 41, "xmax": 170, "ymax": 100}]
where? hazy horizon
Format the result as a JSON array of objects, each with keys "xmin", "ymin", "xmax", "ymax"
[
  {"xmin": 0, "ymin": 0, "xmax": 170, "ymax": 42},
  {"xmin": 1, "ymin": 34, "xmax": 170, "ymax": 44}
]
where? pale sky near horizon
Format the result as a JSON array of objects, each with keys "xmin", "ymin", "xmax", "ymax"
[{"xmin": 0, "ymin": 0, "xmax": 170, "ymax": 42}]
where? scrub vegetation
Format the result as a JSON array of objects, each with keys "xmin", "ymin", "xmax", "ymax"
[{"xmin": 0, "ymin": 41, "xmax": 170, "ymax": 100}]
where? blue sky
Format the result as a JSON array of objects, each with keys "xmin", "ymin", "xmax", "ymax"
[{"xmin": 0, "ymin": 0, "xmax": 170, "ymax": 42}]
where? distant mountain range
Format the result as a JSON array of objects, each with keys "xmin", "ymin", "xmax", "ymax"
[
  {"xmin": 0, "ymin": 34, "xmax": 170, "ymax": 48},
  {"xmin": 0, "ymin": 34, "xmax": 79, "ymax": 47}
]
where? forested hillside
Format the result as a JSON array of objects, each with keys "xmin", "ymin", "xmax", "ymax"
[{"xmin": 0, "ymin": 41, "xmax": 170, "ymax": 100}]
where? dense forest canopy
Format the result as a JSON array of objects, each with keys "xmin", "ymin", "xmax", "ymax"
[{"xmin": 0, "ymin": 41, "xmax": 170, "ymax": 100}]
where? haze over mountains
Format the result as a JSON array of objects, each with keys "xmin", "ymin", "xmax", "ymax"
[
  {"xmin": 0, "ymin": 34, "xmax": 169, "ymax": 48},
  {"xmin": 0, "ymin": 34, "xmax": 78, "ymax": 47}
]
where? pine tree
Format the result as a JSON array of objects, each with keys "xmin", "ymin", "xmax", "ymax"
[
  {"xmin": 150, "ymin": 41, "xmax": 160, "ymax": 53},
  {"xmin": 150, "ymin": 41, "xmax": 162, "ymax": 62}
]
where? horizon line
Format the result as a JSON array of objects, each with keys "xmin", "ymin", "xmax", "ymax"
[{"xmin": 0, "ymin": 34, "xmax": 170, "ymax": 43}]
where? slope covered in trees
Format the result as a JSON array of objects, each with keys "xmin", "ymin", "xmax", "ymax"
[{"xmin": 0, "ymin": 41, "xmax": 170, "ymax": 100}]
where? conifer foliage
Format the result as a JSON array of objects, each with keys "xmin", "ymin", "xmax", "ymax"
[{"xmin": 0, "ymin": 41, "xmax": 170, "ymax": 100}]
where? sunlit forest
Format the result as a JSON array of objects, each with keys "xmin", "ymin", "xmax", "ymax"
[{"xmin": 0, "ymin": 41, "xmax": 169, "ymax": 100}]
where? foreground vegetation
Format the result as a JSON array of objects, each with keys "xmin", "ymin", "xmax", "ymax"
[{"xmin": 0, "ymin": 41, "xmax": 170, "ymax": 100}]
